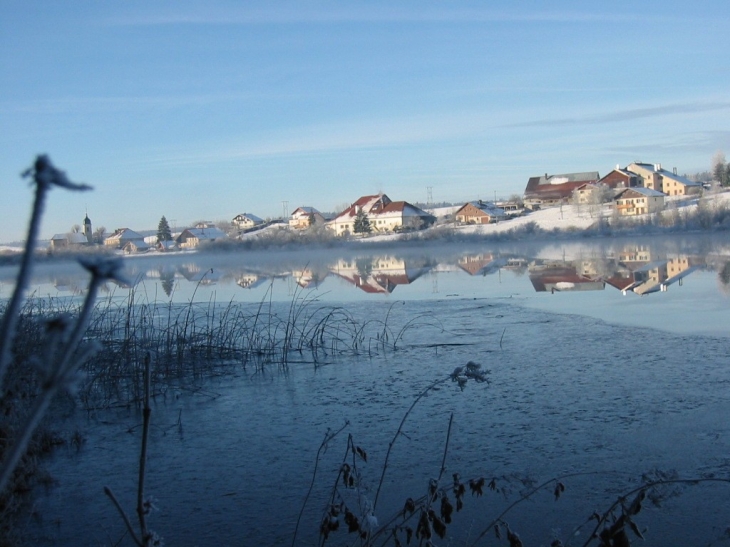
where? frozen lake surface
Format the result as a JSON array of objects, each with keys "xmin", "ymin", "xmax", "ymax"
[{"xmin": 9, "ymin": 236, "xmax": 730, "ymax": 545}]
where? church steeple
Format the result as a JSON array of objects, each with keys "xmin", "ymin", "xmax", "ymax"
[{"xmin": 83, "ymin": 211, "xmax": 92, "ymax": 243}]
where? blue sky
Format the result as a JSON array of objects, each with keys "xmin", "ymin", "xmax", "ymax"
[{"xmin": 2, "ymin": 1, "xmax": 729, "ymax": 243}]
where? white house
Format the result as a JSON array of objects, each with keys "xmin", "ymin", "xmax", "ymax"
[
  {"xmin": 232, "ymin": 213, "xmax": 264, "ymax": 230},
  {"xmin": 327, "ymin": 193, "xmax": 435, "ymax": 235}
]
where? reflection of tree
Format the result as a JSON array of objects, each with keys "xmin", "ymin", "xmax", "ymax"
[
  {"xmin": 719, "ymin": 261, "xmax": 730, "ymax": 290},
  {"xmin": 355, "ymin": 257, "xmax": 373, "ymax": 280},
  {"xmin": 160, "ymin": 271, "xmax": 175, "ymax": 297}
]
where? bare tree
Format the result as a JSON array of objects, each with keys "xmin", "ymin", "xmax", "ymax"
[
  {"xmin": 93, "ymin": 226, "xmax": 106, "ymax": 244},
  {"xmin": 711, "ymin": 151, "xmax": 727, "ymax": 183},
  {"xmin": 70, "ymin": 224, "xmax": 81, "ymax": 233}
]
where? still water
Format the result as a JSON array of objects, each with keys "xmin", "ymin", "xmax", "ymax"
[{"xmin": 10, "ymin": 235, "xmax": 730, "ymax": 545}]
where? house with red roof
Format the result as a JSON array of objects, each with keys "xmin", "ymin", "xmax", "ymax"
[
  {"xmin": 326, "ymin": 193, "xmax": 435, "ymax": 235},
  {"xmin": 523, "ymin": 171, "xmax": 600, "ymax": 209}
]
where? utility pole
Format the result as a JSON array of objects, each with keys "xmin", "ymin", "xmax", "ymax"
[
  {"xmin": 426, "ymin": 186, "xmax": 433, "ymax": 206},
  {"xmin": 282, "ymin": 201, "xmax": 289, "ymax": 219}
]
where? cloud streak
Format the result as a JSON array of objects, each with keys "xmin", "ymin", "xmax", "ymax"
[
  {"xmin": 145, "ymin": 111, "xmax": 490, "ymax": 168},
  {"xmin": 504, "ymin": 102, "xmax": 730, "ymax": 128},
  {"xmin": 104, "ymin": 5, "xmax": 649, "ymax": 27}
]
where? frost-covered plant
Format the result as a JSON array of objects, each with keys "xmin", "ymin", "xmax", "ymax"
[{"xmin": 0, "ymin": 156, "xmax": 126, "ymax": 494}]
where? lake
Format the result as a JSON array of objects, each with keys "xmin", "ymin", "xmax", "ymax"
[{"xmin": 8, "ymin": 234, "xmax": 730, "ymax": 546}]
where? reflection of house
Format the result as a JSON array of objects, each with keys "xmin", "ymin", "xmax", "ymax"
[
  {"xmin": 457, "ymin": 254, "xmax": 507, "ymax": 276},
  {"xmin": 289, "ymin": 207, "xmax": 325, "ymax": 230},
  {"xmin": 292, "ymin": 267, "xmax": 328, "ymax": 288},
  {"xmin": 176, "ymin": 225, "xmax": 227, "ymax": 249},
  {"xmin": 614, "ymin": 188, "xmax": 665, "ymax": 216},
  {"xmin": 330, "ymin": 256, "xmax": 430, "ymax": 294},
  {"xmin": 177, "ymin": 264, "xmax": 222, "ymax": 284},
  {"xmin": 605, "ymin": 253, "xmax": 697, "ymax": 296},
  {"xmin": 454, "ymin": 201, "xmax": 506, "ymax": 224},
  {"xmin": 327, "ymin": 194, "xmax": 435, "ymax": 235},
  {"xmin": 104, "ymin": 228, "xmax": 146, "ymax": 249},
  {"xmin": 528, "ymin": 261, "xmax": 605, "ymax": 292},
  {"xmin": 236, "ymin": 273, "xmax": 267, "ymax": 289},
  {"xmin": 232, "ymin": 213, "xmax": 264, "ymax": 230},
  {"xmin": 625, "ymin": 163, "xmax": 702, "ymax": 196},
  {"xmin": 523, "ymin": 171, "xmax": 600, "ymax": 208}
]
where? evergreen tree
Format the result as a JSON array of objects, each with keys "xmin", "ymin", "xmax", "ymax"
[
  {"xmin": 353, "ymin": 209, "xmax": 371, "ymax": 234},
  {"xmin": 157, "ymin": 216, "xmax": 172, "ymax": 242}
]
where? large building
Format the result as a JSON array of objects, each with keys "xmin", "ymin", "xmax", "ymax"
[{"xmin": 523, "ymin": 171, "xmax": 600, "ymax": 208}]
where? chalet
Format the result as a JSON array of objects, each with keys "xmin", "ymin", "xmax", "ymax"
[
  {"xmin": 523, "ymin": 171, "xmax": 600, "ymax": 208},
  {"xmin": 122, "ymin": 240, "xmax": 151, "ymax": 254},
  {"xmin": 104, "ymin": 228, "xmax": 146, "ymax": 249},
  {"xmin": 176, "ymin": 225, "xmax": 228, "ymax": 249},
  {"xmin": 232, "ymin": 213, "xmax": 264, "ymax": 230},
  {"xmin": 454, "ymin": 201, "xmax": 506, "ymax": 224},
  {"xmin": 614, "ymin": 187, "xmax": 665, "ymax": 216},
  {"xmin": 289, "ymin": 207, "xmax": 326, "ymax": 230},
  {"xmin": 572, "ymin": 182, "xmax": 620, "ymax": 205},
  {"xmin": 625, "ymin": 163, "xmax": 702, "ymax": 196},
  {"xmin": 327, "ymin": 193, "xmax": 435, "ymax": 235}
]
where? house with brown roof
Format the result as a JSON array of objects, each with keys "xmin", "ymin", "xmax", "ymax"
[
  {"xmin": 597, "ymin": 167, "xmax": 640, "ymax": 189},
  {"xmin": 523, "ymin": 171, "xmax": 600, "ymax": 208},
  {"xmin": 327, "ymin": 193, "xmax": 435, "ymax": 235},
  {"xmin": 232, "ymin": 213, "xmax": 264, "ymax": 230},
  {"xmin": 104, "ymin": 228, "xmax": 146, "ymax": 249},
  {"xmin": 614, "ymin": 187, "xmax": 665, "ymax": 216},
  {"xmin": 454, "ymin": 201, "xmax": 506, "ymax": 224},
  {"xmin": 176, "ymin": 224, "xmax": 228, "ymax": 249},
  {"xmin": 289, "ymin": 207, "xmax": 326, "ymax": 230}
]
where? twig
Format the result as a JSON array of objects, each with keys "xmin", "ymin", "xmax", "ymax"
[
  {"xmin": 136, "ymin": 352, "xmax": 152, "ymax": 543},
  {"xmin": 372, "ymin": 375, "xmax": 450, "ymax": 510},
  {"xmin": 292, "ymin": 420, "xmax": 349, "ymax": 547},
  {"xmin": 104, "ymin": 486, "xmax": 143, "ymax": 547}
]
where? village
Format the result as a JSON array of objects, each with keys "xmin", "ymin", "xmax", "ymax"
[{"xmin": 45, "ymin": 161, "xmax": 720, "ymax": 254}]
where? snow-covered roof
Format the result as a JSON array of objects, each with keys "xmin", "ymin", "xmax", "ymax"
[
  {"xmin": 105, "ymin": 228, "xmax": 145, "ymax": 242},
  {"xmin": 617, "ymin": 187, "xmax": 666, "ymax": 198},
  {"xmin": 458, "ymin": 201, "xmax": 507, "ymax": 218},
  {"xmin": 291, "ymin": 206, "xmax": 320, "ymax": 216},
  {"xmin": 233, "ymin": 213, "xmax": 264, "ymax": 223},
  {"xmin": 181, "ymin": 227, "xmax": 228, "ymax": 240}
]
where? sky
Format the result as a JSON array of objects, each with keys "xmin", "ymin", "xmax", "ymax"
[{"xmin": 1, "ymin": 0, "xmax": 730, "ymax": 243}]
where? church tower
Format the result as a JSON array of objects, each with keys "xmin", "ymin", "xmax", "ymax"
[{"xmin": 83, "ymin": 213, "xmax": 92, "ymax": 244}]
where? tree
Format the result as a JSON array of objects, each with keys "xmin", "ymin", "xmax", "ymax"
[
  {"xmin": 70, "ymin": 224, "xmax": 81, "ymax": 233},
  {"xmin": 353, "ymin": 208, "xmax": 371, "ymax": 234},
  {"xmin": 711, "ymin": 151, "xmax": 726, "ymax": 184},
  {"xmin": 93, "ymin": 226, "xmax": 106, "ymax": 244},
  {"xmin": 157, "ymin": 216, "xmax": 172, "ymax": 243}
]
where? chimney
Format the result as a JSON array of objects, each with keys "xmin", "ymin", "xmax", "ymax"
[
  {"xmin": 654, "ymin": 163, "xmax": 661, "ymax": 172},
  {"xmin": 673, "ymin": 167, "xmax": 677, "ymax": 175},
  {"xmin": 544, "ymin": 173, "xmax": 548, "ymax": 179},
  {"xmin": 616, "ymin": 164, "xmax": 620, "ymax": 170}
]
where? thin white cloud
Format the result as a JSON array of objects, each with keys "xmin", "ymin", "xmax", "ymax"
[
  {"xmin": 145, "ymin": 111, "xmax": 490, "ymax": 168},
  {"xmin": 0, "ymin": 92, "xmax": 302, "ymax": 115},
  {"xmin": 103, "ymin": 5, "xmax": 647, "ymax": 27},
  {"xmin": 504, "ymin": 101, "xmax": 730, "ymax": 128}
]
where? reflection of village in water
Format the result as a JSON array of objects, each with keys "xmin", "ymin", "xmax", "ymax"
[
  {"xmin": 528, "ymin": 247, "xmax": 699, "ymax": 296},
  {"xmin": 34, "ymin": 242, "xmax": 730, "ymax": 299}
]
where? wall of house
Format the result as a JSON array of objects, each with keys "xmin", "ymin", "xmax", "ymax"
[{"xmin": 616, "ymin": 195, "xmax": 664, "ymax": 216}]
